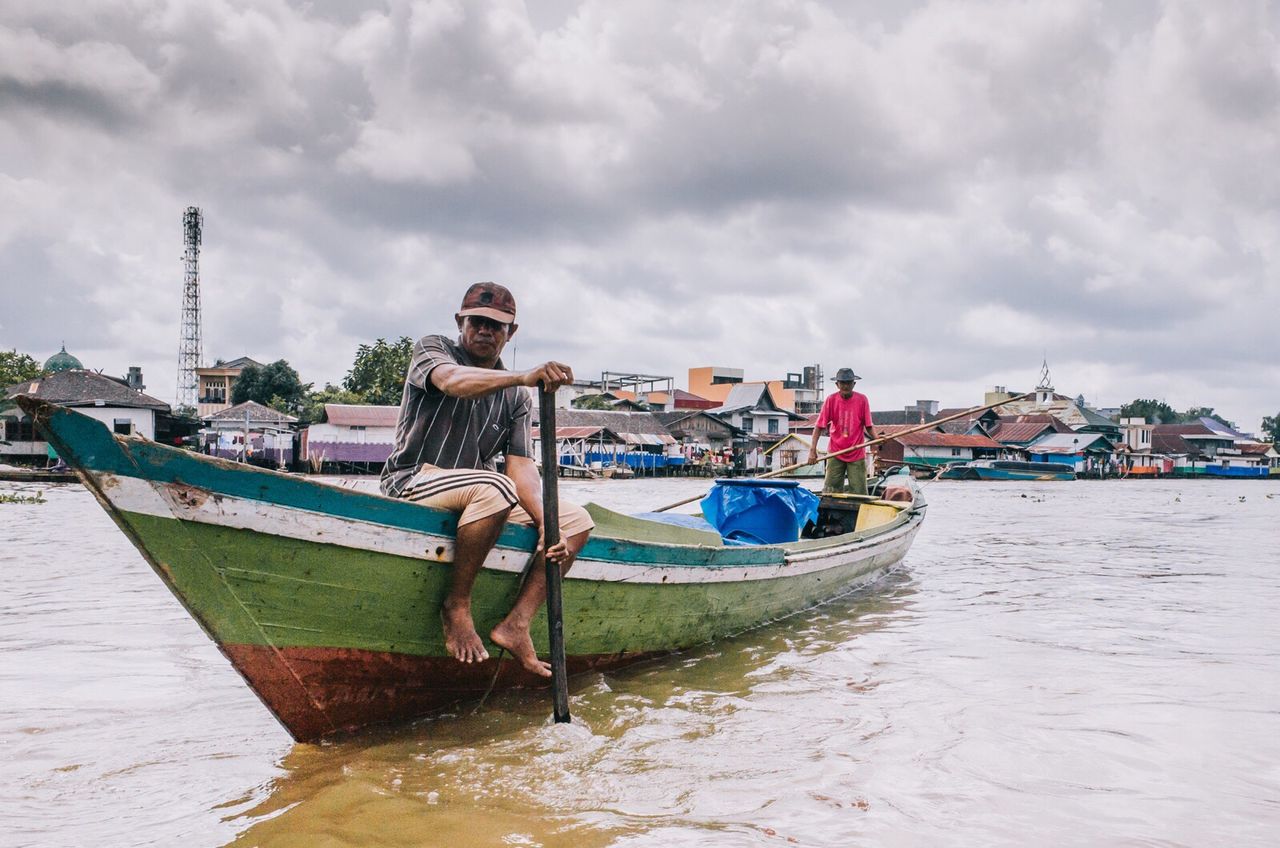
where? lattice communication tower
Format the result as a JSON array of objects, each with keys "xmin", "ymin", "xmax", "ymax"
[{"xmin": 175, "ymin": 206, "xmax": 204, "ymax": 409}]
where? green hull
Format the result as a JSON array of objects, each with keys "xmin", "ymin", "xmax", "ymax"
[{"xmin": 21, "ymin": 398, "xmax": 923, "ymax": 739}]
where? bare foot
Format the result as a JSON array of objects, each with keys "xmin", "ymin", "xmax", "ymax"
[
  {"xmin": 490, "ymin": 619, "xmax": 552, "ymax": 677},
  {"xmin": 442, "ymin": 602, "xmax": 489, "ymax": 664}
]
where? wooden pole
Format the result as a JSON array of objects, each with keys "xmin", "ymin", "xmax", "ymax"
[
  {"xmin": 652, "ymin": 392, "xmax": 1033, "ymax": 513},
  {"xmin": 538, "ymin": 385, "xmax": 571, "ymax": 723}
]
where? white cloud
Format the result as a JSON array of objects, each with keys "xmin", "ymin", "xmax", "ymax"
[{"xmin": 0, "ymin": 0, "xmax": 1278, "ymax": 430}]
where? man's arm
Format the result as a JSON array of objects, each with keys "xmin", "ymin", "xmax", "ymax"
[
  {"xmin": 505, "ymin": 455, "xmax": 572, "ymax": 563},
  {"xmin": 431, "ymin": 361, "xmax": 572, "ymax": 399},
  {"xmin": 807, "ymin": 425, "xmax": 827, "ymax": 464},
  {"xmin": 505, "ymin": 454, "xmax": 544, "ymax": 528}
]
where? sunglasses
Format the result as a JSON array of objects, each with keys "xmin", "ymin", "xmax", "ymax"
[{"xmin": 466, "ymin": 316, "xmax": 512, "ymax": 334}]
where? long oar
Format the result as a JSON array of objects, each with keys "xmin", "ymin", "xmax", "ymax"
[
  {"xmin": 538, "ymin": 384, "xmax": 571, "ymax": 723},
  {"xmin": 652, "ymin": 392, "xmax": 1033, "ymax": 513}
]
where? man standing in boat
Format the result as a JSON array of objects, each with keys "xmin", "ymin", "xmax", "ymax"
[
  {"xmin": 807, "ymin": 367, "xmax": 876, "ymax": 495},
  {"xmin": 381, "ymin": 282, "xmax": 594, "ymax": 677}
]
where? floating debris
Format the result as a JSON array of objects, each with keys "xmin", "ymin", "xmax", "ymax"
[{"xmin": 0, "ymin": 491, "xmax": 46, "ymax": 505}]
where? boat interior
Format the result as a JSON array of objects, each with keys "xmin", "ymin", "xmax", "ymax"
[{"xmin": 584, "ymin": 489, "xmax": 917, "ymax": 551}]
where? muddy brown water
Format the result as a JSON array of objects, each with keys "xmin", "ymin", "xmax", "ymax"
[{"xmin": 3, "ymin": 477, "xmax": 1278, "ymax": 847}]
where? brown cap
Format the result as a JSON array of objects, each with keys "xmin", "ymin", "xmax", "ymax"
[{"xmin": 456, "ymin": 282, "xmax": 516, "ymax": 323}]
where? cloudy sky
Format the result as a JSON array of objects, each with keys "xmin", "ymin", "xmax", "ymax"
[{"xmin": 2, "ymin": 0, "xmax": 1277, "ymax": 430}]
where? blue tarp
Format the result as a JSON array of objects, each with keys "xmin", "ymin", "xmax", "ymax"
[
  {"xmin": 699, "ymin": 479, "xmax": 821, "ymax": 545},
  {"xmin": 573, "ymin": 451, "xmax": 670, "ymax": 469}
]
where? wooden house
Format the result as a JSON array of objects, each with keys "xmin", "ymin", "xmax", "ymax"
[
  {"xmin": 1024, "ymin": 432, "xmax": 1116, "ymax": 473},
  {"xmin": 986, "ymin": 420, "xmax": 1063, "ymax": 456},
  {"xmin": 762, "ymin": 432, "xmax": 824, "ymax": 477},
  {"xmin": 875, "ymin": 426, "xmax": 1003, "ymax": 469},
  {"xmin": 302, "ymin": 404, "xmax": 399, "ymax": 471},
  {"xmin": 654, "ymin": 410, "xmax": 741, "ymax": 452},
  {"xmin": 533, "ymin": 409, "xmax": 678, "ymax": 473},
  {"xmin": 202, "ymin": 400, "xmax": 297, "ymax": 467},
  {"xmin": 706, "ymin": 383, "xmax": 800, "ymax": 443}
]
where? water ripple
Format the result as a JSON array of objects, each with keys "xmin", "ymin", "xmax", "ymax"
[{"xmin": 3, "ymin": 479, "xmax": 1279, "ymax": 846}]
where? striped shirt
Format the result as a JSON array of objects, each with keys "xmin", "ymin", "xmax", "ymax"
[{"xmin": 380, "ymin": 335, "xmax": 532, "ymax": 497}]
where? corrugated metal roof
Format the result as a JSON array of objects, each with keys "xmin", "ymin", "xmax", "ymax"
[
  {"xmin": 554, "ymin": 409, "xmax": 675, "ymax": 436},
  {"xmin": 988, "ymin": 422, "xmax": 1054, "ymax": 444},
  {"xmin": 892, "ymin": 432, "xmax": 1002, "ymax": 448},
  {"xmin": 707, "ymin": 383, "xmax": 772, "ymax": 414},
  {"xmin": 552, "ymin": 426, "xmax": 610, "ymax": 439},
  {"xmin": 1026, "ymin": 432, "xmax": 1112, "ymax": 453},
  {"xmin": 622, "ymin": 433, "xmax": 676, "ymax": 445},
  {"xmin": 1152, "ymin": 423, "xmax": 1219, "ymax": 437},
  {"xmin": 325, "ymin": 404, "xmax": 399, "ymax": 427},
  {"xmin": 874, "ymin": 424, "xmax": 926, "ymax": 437},
  {"xmin": 871, "ymin": 425, "xmax": 1000, "ymax": 448},
  {"xmin": 872, "ymin": 410, "xmax": 938, "ymax": 426},
  {"xmin": 1078, "ymin": 406, "xmax": 1119, "ymax": 428},
  {"xmin": 541, "ymin": 409, "xmax": 682, "ymax": 446},
  {"xmin": 207, "ymin": 400, "xmax": 298, "ymax": 423},
  {"xmin": 6, "ymin": 370, "xmax": 171, "ymax": 412},
  {"xmin": 1152, "ymin": 433, "xmax": 1195, "ymax": 455}
]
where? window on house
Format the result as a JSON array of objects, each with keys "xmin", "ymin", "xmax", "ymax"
[
  {"xmin": 768, "ymin": 418, "xmax": 779, "ymax": 434},
  {"xmin": 350, "ymin": 425, "xmax": 366, "ymax": 431},
  {"xmin": 113, "ymin": 419, "xmax": 134, "ymax": 435}
]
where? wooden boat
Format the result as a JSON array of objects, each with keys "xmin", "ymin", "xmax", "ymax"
[
  {"xmin": 21, "ymin": 397, "xmax": 925, "ymax": 741},
  {"xmin": 938, "ymin": 459, "xmax": 1076, "ymax": 481}
]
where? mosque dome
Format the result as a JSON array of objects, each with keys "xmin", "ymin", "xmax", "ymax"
[{"xmin": 44, "ymin": 344, "xmax": 83, "ymax": 373}]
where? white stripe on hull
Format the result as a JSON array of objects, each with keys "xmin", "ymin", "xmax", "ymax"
[{"xmin": 97, "ymin": 473, "xmax": 920, "ymax": 586}]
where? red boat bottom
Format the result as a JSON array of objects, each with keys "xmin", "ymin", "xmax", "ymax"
[{"xmin": 221, "ymin": 644, "xmax": 658, "ymax": 741}]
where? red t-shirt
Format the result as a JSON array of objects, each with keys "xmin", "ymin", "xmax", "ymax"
[{"xmin": 816, "ymin": 391, "xmax": 874, "ymax": 461}]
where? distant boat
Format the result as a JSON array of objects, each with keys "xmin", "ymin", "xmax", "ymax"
[
  {"xmin": 20, "ymin": 397, "xmax": 926, "ymax": 742},
  {"xmin": 938, "ymin": 459, "xmax": 1076, "ymax": 481}
]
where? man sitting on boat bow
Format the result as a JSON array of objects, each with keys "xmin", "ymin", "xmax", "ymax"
[{"xmin": 380, "ymin": 282, "xmax": 594, "ymax": 677}]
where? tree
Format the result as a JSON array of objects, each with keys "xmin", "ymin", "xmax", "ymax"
[
  {"xmin": 1262, "ymin": 413, "xmax": 1280, "ymax": 445},
  {"xmin": 572, "ymin": 394, "xmax": 616, "ymax": 410},
  {"xmin": 1182, "ymin": 406, "xmax": 1236, "ymax": 429},
  {"xmin": 343, "ymin": 337, "xmax": 414, "ymax": 406},
  {"xmin": 0, "ymin": 349, "xmax": 44, "ymax": 387},
  {"xmin": 1119, "ymin": 398, "xmax": 1178, "ymax": 424},
  {"xmin": 231, "ymin": 360, "xmax": 310, "ymax": 413},
  {"xmin": 300, "ymin": 384, "xmax": 368, "ymax": 426}
]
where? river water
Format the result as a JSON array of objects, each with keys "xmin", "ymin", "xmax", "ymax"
[{"xmin": 3, "ymin": 477, "xmax": 1278, "ymax": 847}]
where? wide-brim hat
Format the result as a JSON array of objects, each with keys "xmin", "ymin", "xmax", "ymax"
[
  {"xmin": 834, "ymin": 367, "xmax": 861, "ymax": 382},
  {"xmin": 456, "ymin": 281, "xmax": 516, "ymax": 323}
]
